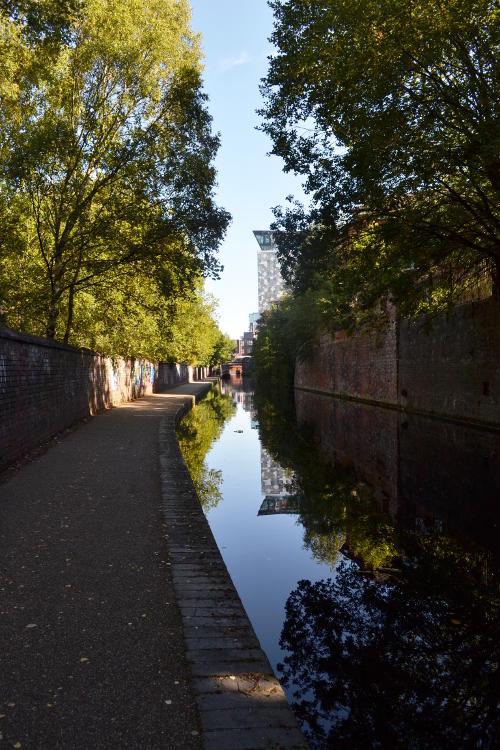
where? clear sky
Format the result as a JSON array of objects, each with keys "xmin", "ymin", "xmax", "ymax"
[{"xmin": 189, "ymin": 0, "xmax": 305, "ymax": 339}]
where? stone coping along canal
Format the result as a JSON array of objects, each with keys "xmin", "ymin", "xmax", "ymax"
[{"xmin": 161, "ymin": 382, "xmax": 309, "ymax": 749}]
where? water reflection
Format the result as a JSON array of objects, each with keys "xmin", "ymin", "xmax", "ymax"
[
  {"xmin": 293, "ymin": 390, "xmax": 500, "ymax": 555},
  {"xmin": 176, "ymin": 387, "xmax": 236, "ymax": 511},
  {"xmin": 280, "ymin": 557, "xmax": 499, "ymax": 749},
  {"xmin": 179, "ymin": 378, "xmax": 500, "ymax": 748},
  {"xmin": 259, "ymin": 387, "xmax": 500, "ymax": 748}
]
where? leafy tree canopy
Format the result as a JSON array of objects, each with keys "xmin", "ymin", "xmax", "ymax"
[
  {"xmin": 0, "ymin": 0, "xmax": 230, "ymax": 345},
  {"xmin": 261, "ymin": 0, "xmax": 500, "ymax": 321}
]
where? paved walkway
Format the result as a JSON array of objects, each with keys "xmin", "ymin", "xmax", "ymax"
[
  {"xmin": 0, "ymin": 383, "xmax": 307, "ymax": 749},
  {"xmin": 0, "ymin": 386, "xmax": 210, "ymax": 749}
]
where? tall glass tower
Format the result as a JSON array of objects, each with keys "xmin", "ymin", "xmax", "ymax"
[{"xmin": 253, "ymin": 230, "xmax": 286, "ymax": 313}]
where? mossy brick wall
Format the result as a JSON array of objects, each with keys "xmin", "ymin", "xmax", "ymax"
[
  {"xmin": 0, "ymin": 328, "xmax": 160, "ymax": 471},
  {"xmin": 294, "ymin": 311, "xmax": 398, "ymax": 404},
  {"xmin": 295, "ymin": 297, "xmax": 500, "ymax": 427}
]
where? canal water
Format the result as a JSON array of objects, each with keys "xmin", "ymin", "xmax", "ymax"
[{"xmin": 177, "ymin": 377, "xmax": 500, "ymax": 749}]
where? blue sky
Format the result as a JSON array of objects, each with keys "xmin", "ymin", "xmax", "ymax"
[{"xmin": 189, "ymin": 0, "xmax": 305, "ymax": 339}]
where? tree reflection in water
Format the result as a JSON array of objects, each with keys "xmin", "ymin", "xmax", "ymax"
[
  {"xmin": 177, "ymin": 387, "xmax": 236, "ymax": 511},
  {"xmin": 279, "ymin": 547, "xmax": 499, "ymax": 749},
  {"xmin": 253, "ymin": 386, "xmax": 500, "ymax": 748}
]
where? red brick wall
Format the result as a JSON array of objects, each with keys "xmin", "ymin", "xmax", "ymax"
[
  {"xmin": 295, "ymin": 297, "xmax": 500, "ymax": 426},
  {"xmin": 294, "ymin": 313, "xmax": 398, "ymax": 404},
  {"xmin": 0, "ymin": 328, "xmax": 164, "ymax": 471}
]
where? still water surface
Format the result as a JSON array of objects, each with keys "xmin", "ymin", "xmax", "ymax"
[{"xmin": 178, "ymin": 377, "xmax": 500, "ymax": 749}]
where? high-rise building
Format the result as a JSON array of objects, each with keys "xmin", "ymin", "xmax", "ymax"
[
  {"xmin": 248, "ymin": 312, "xmax": 260, "ymax": 333},
  {"xmin": 253, "ymin": 230, "xmax": 286, "ymax": 313}
]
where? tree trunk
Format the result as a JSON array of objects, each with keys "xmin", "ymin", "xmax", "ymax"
[
  {"xmin": 46, "ymin": 248, "xmax": 64, "ymax": 340},
  {"xmin": 493, "ymin": 258, "xmax": 500, "ymax": 299},
  {"xmin": 45, "ymin": 297, "xmax": 60, "ymax": 339},
  {"xmin": 63, "ymin": 285, "xmax": 75, "ymax": 344}
]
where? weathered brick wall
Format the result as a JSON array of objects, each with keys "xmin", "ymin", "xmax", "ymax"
[
  {"xmin": 295, "ymin": 297, "xmax": 500, "ymax": 426},
  {"xmin": 0, "ymin": 328, "xmax": 179, "ymax": 470},
  {"xmin": 295, "ymin": 316, "xmax": 398, "ymax": 404},
  {"xmin": 399, "ymin": 297, "xmax": 500, "ymax": 425}
]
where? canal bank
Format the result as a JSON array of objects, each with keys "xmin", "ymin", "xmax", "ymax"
[
  {"xmin": 0, "ymin": 381, "xmax": 306, "ymax": 749},
  {"xmin": 160, "ymin": 383, "xmax": 308, "ymax": 750}
]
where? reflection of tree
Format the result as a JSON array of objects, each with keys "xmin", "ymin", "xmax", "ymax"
[
  {"xmin": 254, "ymin": 384, "xmax": 500, "ymax": 747},
  {"xmin": 279, "ymin": 547, "xmax": 500, "ymax": 749},
  {"xmin": 254, "ymin": 387, "xmax": 399, "ymax": 571},
  {"xmin": 302, "ymin": 528, "xmax": 345, "ymax": 568},
  {"xmin": 177, "ymin": 389, "xmax": 236, "ymax": 511}
]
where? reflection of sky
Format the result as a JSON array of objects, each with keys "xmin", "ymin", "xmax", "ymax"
[{"xmin": 204, "ymin": 397, "xmax": 335, "ymax": 673}]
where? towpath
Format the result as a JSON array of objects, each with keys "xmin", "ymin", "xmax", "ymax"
[{"xmin": 0, "ymin": 383, "xmax": 307, "ymax": 749}]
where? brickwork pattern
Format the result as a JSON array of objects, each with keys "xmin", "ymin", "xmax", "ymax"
[
  {"xmin": 294, "ymin": 320, "xmax": 398, "ymax": 405},
  {"xmin": 399, "ymin": 297, "xmax": 500, "ymax": 424},
  {"xmin": 295, "ymin": 298, "xmax": 500, "ymax": 426}
]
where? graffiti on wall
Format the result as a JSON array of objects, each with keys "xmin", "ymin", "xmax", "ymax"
[{"xmin": 110, "ymin": 361, "xmax": 120, "ymax": 392}]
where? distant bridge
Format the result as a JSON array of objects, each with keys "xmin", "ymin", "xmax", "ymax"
[{"xmin": 221, "ymin": 357, "xmax": 252, "ymax": 377}]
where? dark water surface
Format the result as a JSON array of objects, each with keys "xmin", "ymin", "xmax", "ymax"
[{"xmin": 177, "ymin": 378, "xmax": 500, "ymax": 749}]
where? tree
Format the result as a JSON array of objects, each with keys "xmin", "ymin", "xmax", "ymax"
[
  {"xmin": 261, "ymin": 0, "xmax": 500, "ymax": 319},
  {"xmin": 208, "ymin": 331, "xmax": 235, "ymax": 368},
  {"xmin": 0, "ymin": 0, "xmax": 229, "ymax": 341},
  {"xmin": 165, "ymin": 283, "xmax": 226, "ymax": 366}
]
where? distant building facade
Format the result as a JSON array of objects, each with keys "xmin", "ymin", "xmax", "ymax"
[
  {"xmin": 253, "ymin": 230, "xmax": 286, "ymax": 313},
  {"xmin": 235, "ymin": 313, "xmax": 260, "ymax": 357}
]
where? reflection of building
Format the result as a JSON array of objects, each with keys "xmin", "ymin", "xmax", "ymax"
[
  {"xmin": 230, "ymin": 388, "xmax": 252, "ymax": 413},
  {"xmin": 261, "ymin": 446, "xmax": 292, "ymax": 496},
  {"xmin": 258, "ymin": 495, "xmax": 300, "ymax": 516},
  {"xmin": 253, "ymin": 230, "xmax": 286, "ymax": 313},
  {"xmin": 259, "ymin": 446, "xmax": 298, "ymax": 515},
  {"xmin": 221, "ymin": 380, "xmax": 255, "ymax": 413}
]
